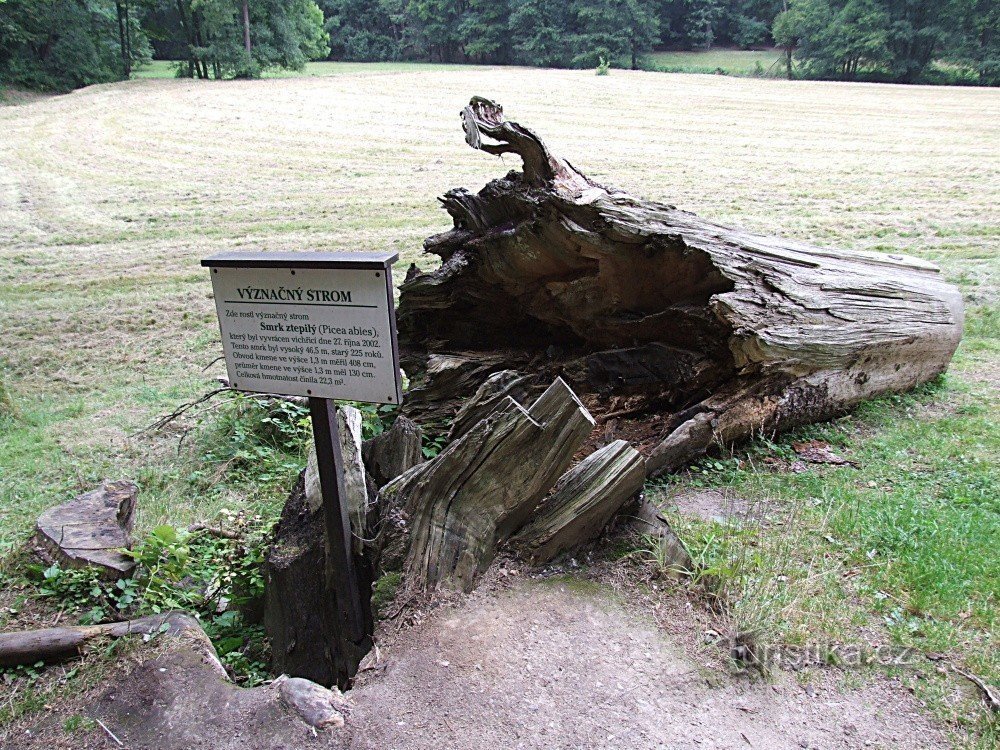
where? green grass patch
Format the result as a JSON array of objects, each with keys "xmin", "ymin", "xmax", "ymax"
[
  {"xmin": 646, "ymin": 48, "xmax": 785, "ymax": 77},
  {"xmin": 647, "ymin": 376, "xmax": 999, "ymax": 740}
]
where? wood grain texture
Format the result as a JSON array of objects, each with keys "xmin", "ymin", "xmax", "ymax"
[
  {"xmin": 397, "ymin": 97, "xmax": 963, "ymax": 474},
  {"xmin": 512, "ymin": 439, "xmax": 646, "ymax": 564},
  {"xmin": 384, "ymin": 378, "xmax": 594, "ymax": 592}
]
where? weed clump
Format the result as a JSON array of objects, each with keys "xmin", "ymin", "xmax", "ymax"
[{"xmin": 29, "ymin": 510, "xmax": 272, "ymax": 685}]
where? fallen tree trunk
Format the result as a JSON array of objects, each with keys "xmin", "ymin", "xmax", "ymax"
[
  {"xmin": 0, "ymin": 612, "xmax": 220, "ymax": 669},
  {"xmin": 397, "ymin": 97, "xmax": 964, "ymax": 473}
]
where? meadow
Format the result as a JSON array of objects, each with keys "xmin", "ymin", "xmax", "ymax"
[{"xmin": 0, "ymin": 65, "xmax": 997, "ymax": 743}]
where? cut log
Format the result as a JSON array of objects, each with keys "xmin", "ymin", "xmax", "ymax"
[
  {"xmin": 512, "ymin": 439, "xmax": 645, "ymax": 563},
  {"xmin": 0, "ymin": 612, "xmax": 222, "ymax": 670},
  {"xmin": 396, "ymin": 97, "xmax": 963, "ymax": 473},
  {"xmin": 362, "ymin": 415, "xmax": 423, "ymax": 489},
  {"xmin": 383, "ymin": 377, "xmax": 594, "ymax": 592},
  {"xmin": 33, "ymin": 480, "xmax": 137, "ymax": 579}
]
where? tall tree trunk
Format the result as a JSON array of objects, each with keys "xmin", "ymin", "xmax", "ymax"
[
  {"xmin": 115, "ymin": 2, "xmax": 128, "ymax": 77},
  {"xmin": 396, "ymin": 97, "xmax": 963, "ymax": 475},
  {"xmin": 122, "ymin": 0, "xmax": 132, "ymax": 76},
  {"xmin": 175, "ymin": 0, "xmax": 197, "ymax": 79},
  {"xmin": 242, "ymin": 0, "xmax": 252, "ymax": 53}
]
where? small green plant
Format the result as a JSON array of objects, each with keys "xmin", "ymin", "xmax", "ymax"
[
  {"xmin": 419, "ymin": 419, "xmax": 450, "ymax": 459},
  {"xmin": 192, "ymin": 392, "xmax": 311, "ymax": 486},
  {"xmin": 596, "ymin": 56, "xmax": 610, "ymax": 76},
  {"xmin": 63, "ymin": 714, "xmax": 97, "ymax": 733},
  {"xmin": 372, "ymin": 571, "xmax": 402, "ymax": 618},
  {"xmin": 28, "ymin": 511, "xmax": 273, "ymax": 684}
]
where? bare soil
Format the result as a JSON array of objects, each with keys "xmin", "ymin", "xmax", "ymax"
[{"xmin": 4, "ymin": 577, "xmax": 949, "ymax": 750}]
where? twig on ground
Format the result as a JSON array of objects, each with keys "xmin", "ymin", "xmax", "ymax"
[
  {"xmin": 951, "ymin": 664, "xmax": 1000, "ymax": 713},
  {"xmin": 96, "ymin": 718, "xmax": 124, "ymax": 747},
  {"xmin": 187, "ymin": 523, "xmax": 240, "ymax": 540},
  {"xmin": 132, "ymin": 387, "xmax": 230, "ymax": 436}
]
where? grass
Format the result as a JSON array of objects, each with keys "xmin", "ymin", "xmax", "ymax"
[
  {"xmin": 0, "ymin": 64, "xmax": 997, "ymax": 742},
  {"xmin": 646, "ymin": 48, "xmax": 785, "ymax": 76},
  {"xmin": 645, "ymin": 372, "xmax": 999, "ymax": 744},
  {"xmin": 131, "ymin": 59, "xmax": 479, "ymax": 80}
]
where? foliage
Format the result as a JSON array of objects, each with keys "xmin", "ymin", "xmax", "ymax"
[
  {"xmin": 0, "ymin": 0, "xmax": 328, "ymax": 90},
  {"xmin": 775, "ymin": 0, "xmax": 999, "ymax": 84},
  {"xmin": 0, "ymin": 0, "xmax": 149, "ymax": 91},
  {"xmin": 596, "ymin": 54, "xmax": 611, "ymax": 74},
  {"xmin": 27, "ymin": 511, "xmax": 273, "ymax": 684},
  {"xmin": 3, "ymin": 0, "xmax": 993, "ymax": 87},
  {"xmin": 191, "ymin": 392, "xmax": 312, "ymax": 487},
  {"xmin": 165, "ymin": 0, "xmax": 329, "ymax": 79},
  {"xmin": 312, "ymin": 0, "xmax": 996, "ymax": 83}
]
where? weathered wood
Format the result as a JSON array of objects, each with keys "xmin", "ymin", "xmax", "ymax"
[
  {"xmin": 625, "ymin": 498, "xmax": 694, "ymax": 577},
  {"xmin": 0, "ymin": 612, "xmax": 221, "ymax": 669},
  {"xmin": 276, "ymin": 676, "xmax": 350, "ymax": 729},
  {"xmin": 447, "ymin": 369, "xmax": 533, "ymax": 441},
  {"xmin": 304, "ymin": 405, "xmax": 368, "ymax": 554},
  {"xmin": 397, "ymin": 97, "xmax": 963, "ymax": 474},
  {"xmin": 33, "ymin": 480, "xmax": 137, "ymax": 579},
  {"xmin": 384, "ymin": 378, "xmax": 594, "ymax": 592},
  {"xmin": 401, "ymin": 351, "xmax": 514, "ymax": 422},
  {"xmin": 362, "ymin": 415, "xmax": 423, "ymax": 489},
  {"xmin": 264, "ymin": 405, "xmax": 374, "ymax": 689},
  {"xmin": 512, "ymin": 439, "xmax": 645, "ymax": 563}
]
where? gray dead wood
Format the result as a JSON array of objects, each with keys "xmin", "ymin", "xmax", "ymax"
[
  {"xmin": 626, "ymin": 498, "xmax": 694, "ymax": 577},
  {"xmin": 512, "ymin": 439, "xmax": 645, "ymax": 563},
  {"xmin": 0, "ymin": 612, "xmax": 222, "ymax": 670},
  {"xmin": 276, "ymin": 676, "xmax": 351, "ymax": 728},
  {"xmin": 447, "ymin": 369, "xmax": 533, "ymax": 441},
  {"xmin": 396, "ymin": 97, "xmax": 963, "ymax": 474},
  {"xmin": 383, "ymin": 377, "xmax": 594, "ymax": 592},
  {"xmin": 33, "ymin": 480, "xmax": 137, "ymax": 579},
  {"xmin": 362, "ymin": 415, "xmax": 423, "ymax": 489}
]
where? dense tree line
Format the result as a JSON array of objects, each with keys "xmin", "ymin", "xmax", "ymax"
[
  {"xmin": 320, "ymin": 0, "xmax": 998, "ymax": 85},
  {"xmin": 0, "ymin": 0, "xmax": 328, "ymax": 90},
  {"xmin": 1, "ymin": 0, "xmax": 996, "ymax": 90}
]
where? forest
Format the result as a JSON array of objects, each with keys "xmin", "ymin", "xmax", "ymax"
[{"xmin": 0, "ymin": 1, "xmax": 998, "ymax": 92}]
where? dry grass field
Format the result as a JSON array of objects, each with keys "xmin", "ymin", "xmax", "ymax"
[{"xmin": 0, "ymin": 66, "xmax": 997, "ymax": 745}]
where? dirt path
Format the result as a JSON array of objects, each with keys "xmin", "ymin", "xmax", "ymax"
[
  {"xmin": 27, "ymin": 577, "xmax": 947, "ymax": 750},
  {"xmin": 345, "ymin": 580, "xmax": 946, "ymax": 750}
]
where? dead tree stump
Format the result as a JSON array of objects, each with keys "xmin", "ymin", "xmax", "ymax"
[
  {"xmin": 263, "ymin": 407, "xmax": 374, "ymax": 689},
  {"xmin": 33, "ymin": 480, "xmax": 137, "ymax": 579}
]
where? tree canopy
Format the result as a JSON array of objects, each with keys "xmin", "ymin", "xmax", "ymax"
[{"xmin": 1, "ymin": 0, "xmax": 995, "ymax": 90}]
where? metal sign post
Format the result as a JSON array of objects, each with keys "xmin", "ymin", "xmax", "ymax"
[{"xmin": 201, "ymin": 251, "xmax": 401, "ymax": 682}]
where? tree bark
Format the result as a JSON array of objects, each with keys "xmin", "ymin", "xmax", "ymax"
[
  {"xmin": 242, "ymin": 0, "xmax": 252, "ymax": 53},
  {"xmin": 396, "ymin": 97, "xmax": 963, "ymax": 476},
  {"xmin": 0, "ymin": 613, "xmax": 219, "ymax": 669}
]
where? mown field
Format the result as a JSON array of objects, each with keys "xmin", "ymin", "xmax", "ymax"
[{"xmin": 0, "ymin": 66, "xmax": 997, "ymax": 744}]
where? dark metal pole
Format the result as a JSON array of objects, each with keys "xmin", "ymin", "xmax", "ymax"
[{"xmin": 308, "ymin": 397, "xmax": 366, "ymax": 646}]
